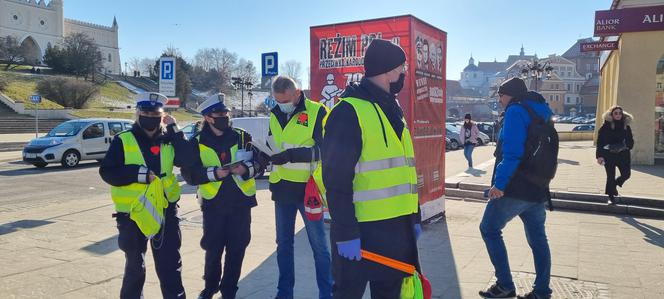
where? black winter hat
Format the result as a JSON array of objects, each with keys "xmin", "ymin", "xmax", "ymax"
[
  {"xmin": 498, "ymin": 77, "xmax": 528, "ymax": 97},
  {"xmin": 364, "ymin": 39, "xmax": 406, "ymax": 77},
  {"xmin": 464, "ymin": 113, "xmax": 471, "ymax": 120}
]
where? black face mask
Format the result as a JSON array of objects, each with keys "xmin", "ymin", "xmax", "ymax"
[
  {"xmin": 212, "ymin": 116, "xmax": 230, "ymax": 131},
  {"xmin": 139, "ymin": 115, "xmax": 161, "ymax": 131},
  {"xmin": 389, "ymin": 73, "xmax": 406, "ymax": 94}
]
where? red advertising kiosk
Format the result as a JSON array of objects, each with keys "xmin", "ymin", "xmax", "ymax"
[{"xmin": 310, "ymin": 15, "xmax": 447, "ymax": 220}]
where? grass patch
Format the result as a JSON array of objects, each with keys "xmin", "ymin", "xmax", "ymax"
[
  {"xmin": 1, "ymin": 70, "xmax": 135, "ymax": 110},
  {"xmin": 71, "ymin": 109, "xmax": 135, "ymax": 119}
]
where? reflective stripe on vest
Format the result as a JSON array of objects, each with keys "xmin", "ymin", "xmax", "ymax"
[
  {"xmin": 110, "ymin": 132, "xmax": 181, "ymax": 212},
  {"xmin": 334, "ymin": 97, "xmax": 419, "ymax": 222},
  {"xmin": 269, "ymin": 99, "xmax": 326, "ymax": 183},
  {"xmin": 129, "ymin": 177, "xmax": 167, "ymax": 238},
  {"xmin": 197, "ymin": 131, "xmax": 257, "ymax": 200}
]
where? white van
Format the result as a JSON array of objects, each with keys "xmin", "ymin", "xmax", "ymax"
[{"xmin": 23, "ymin": 118, "xmax": 133, "ymax": 168}]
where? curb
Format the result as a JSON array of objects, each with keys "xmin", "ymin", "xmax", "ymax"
[{"xmin": 445, "ymin": 184, "xmax": 664, "ymax": 219}]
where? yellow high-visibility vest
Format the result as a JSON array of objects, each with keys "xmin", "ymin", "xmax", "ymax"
[
  {"xmin": 269, "ymin": 98, "xmax": 327, "ymax": 184},
  {"xmin": 197, "ymin": 129, "xmax": 257, "ymax": 199},
  {"xmin": 331, "ymin": 96, "xmax": 419, "ymax": 222},
  {"xmin": 110, "ymin": 131, "xmax": 181, "ymax": 213}
]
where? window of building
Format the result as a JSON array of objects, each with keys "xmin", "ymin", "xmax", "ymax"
[
  {"xmin": 108, "ymin": 53, "xmax": 112, "ymax": 62},
  {"xmin": 568, "ymin": 72, "xmax": 572, "ymax": 77},
  {"xmin": 13, "ymin": 15, "xmax": 18, "ymax": 20},
  {"xmin": 473, "ymin": 73, "xmax": 477, "ymax": 78},
  {"xmin": 576, "ymin": 85, "xmax": 580, "ymax": 92},
  {"xmin": 567, "ymin": 84, "xmax": 571, "ymax": 91},
  {"xmin": 556, "ymin": 95, "xmax": 559, "ymax": 101}
]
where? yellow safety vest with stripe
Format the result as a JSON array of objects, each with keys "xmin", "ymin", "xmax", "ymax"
[
  {"xmin": 334, "ymin": 97, "xmax": 419, "ymax": 222},
  {"xmin": 197, "ymin": 129, "xmax": 257, "ymax": 200},
  {"xmin": 110, "ymin": 131, "xmax": 181, "ymax": 213},
  {"xmin": 269, "ymin": 98, "xmax": 326, "ymax": 184}
]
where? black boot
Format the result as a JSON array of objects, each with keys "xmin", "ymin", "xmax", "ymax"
[{"xmin": 608, "ymin": 194, "xmax": 618, "ymax": 205}]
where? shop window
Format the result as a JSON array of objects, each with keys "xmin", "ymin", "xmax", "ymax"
[{"xmin": 655, "ymin": 55, "xmax": 664, "ymax": 158}]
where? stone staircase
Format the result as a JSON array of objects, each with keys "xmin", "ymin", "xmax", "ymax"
[{"xmin": 0, "ymin": 101, "xmax": 67, "ymax": 134}]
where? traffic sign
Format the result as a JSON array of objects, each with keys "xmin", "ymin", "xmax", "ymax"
[
  {"xmin": 159, "ymin": 57, "xmax": 176, "ymax": 97},
  {"xmin": 264, "ymin": 96, "xmax": 277, "ymax": 109},
  {"xmin": 261, "ymin": 52, "xmax": 278, "ymax": 77},
  {"xmin": 30, "ymin": 95, "xmax": 42, "ymax": 104}
]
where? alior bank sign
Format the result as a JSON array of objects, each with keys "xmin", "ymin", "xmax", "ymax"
[{"xmin": 594, "ymin": 5, "xmax": 664, "ymax": 36}]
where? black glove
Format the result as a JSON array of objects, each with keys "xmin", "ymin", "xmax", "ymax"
[{"xmin": 271, "ymin": 150, "xmax": 292, "ymax": 165}]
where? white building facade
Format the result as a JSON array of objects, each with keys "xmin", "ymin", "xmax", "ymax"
[{"xmin": 0, "ymin": 0, "xmax": 120, "ymax": 74}]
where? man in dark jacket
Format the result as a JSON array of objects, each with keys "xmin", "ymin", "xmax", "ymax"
[
  {"xmin": 479, "ymin": 78, "xmax": 553, "ymax": 299},
  {"xmin": 323, "ymin": 39, "xmax": 421, "ymax": 299},
  {"xmin": 267, "ymin": 76, "xmax": 332, "ymax": 299},
  {"xmin": 99, "ymin": 92, "xmax": 190, "ymax": 299},
  {"xmin": 181, "ymin": 93, "xmax": 266, "ymax": 299}
]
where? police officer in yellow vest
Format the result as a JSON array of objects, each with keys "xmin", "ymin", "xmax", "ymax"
[
  {"xmin": 99, "ymin": 92, "xmax": 189, "ymax": 299},
  {"xmin": 181, "ymin": 93, "xmax": 266, "ymax": 299},
  {"xmin": 322, "ymin": 39, "xmax": 422, "ymax": 298},
  {"xmin": 267, "ymin": 76, "xmax": 333, "ymax": 299}
]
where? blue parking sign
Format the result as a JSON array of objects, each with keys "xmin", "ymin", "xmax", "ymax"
[
  {"xmin": 262, "ymin": 52, "xmax": 278, "ymax": 77},
  {"xmin": 161, "ymin": 60, "xmax": 174, "ymax": 80}
]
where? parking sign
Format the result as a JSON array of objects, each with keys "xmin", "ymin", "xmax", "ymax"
[
  {"xmin": 262, "ymin": 52, "xmax": 278, "ymax": 77},
  {"xmin": 159, "ymin": 57, "xmax": 176, "ymax": 97}
]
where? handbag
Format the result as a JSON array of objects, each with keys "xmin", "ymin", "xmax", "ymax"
[{"xmin": 304, "ymin": 148, "xmax": 323, "ymax": 221}]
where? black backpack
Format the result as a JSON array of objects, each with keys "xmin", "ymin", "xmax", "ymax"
[{"xmin": 513, "ymin": 102, "xmax": 559, "ymax": 189}]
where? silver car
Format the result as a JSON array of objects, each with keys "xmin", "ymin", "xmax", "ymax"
[{"xmin": 23, "ymin": 118, "xmax": 133, "ymax": 168}]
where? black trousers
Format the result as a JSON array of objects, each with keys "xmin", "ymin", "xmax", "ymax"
[
  {"xmin": 200, "ymin": 206, "xmax": 251, "ymax": 299},
  {"xmin": 115, "ymin": 203, "xmax": 185, "ymax": 299},
  {"xmin": 333, "ymin": 278, "xmax": 402, "ymax": 299},
  {"xmin": 604, "ymin": 151, "xmax": 631, "ymax": 196}
]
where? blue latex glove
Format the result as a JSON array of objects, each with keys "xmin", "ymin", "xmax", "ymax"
[
  {"xmin": 414, "ymin": 223, "xmax": 422, "ymax": 240},
  {"xmin": 336, "ymin": 238, "xmax": 361, "ymax": 261}
]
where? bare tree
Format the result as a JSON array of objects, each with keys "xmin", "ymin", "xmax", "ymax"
[
  {"xmin": 0, "ymin": 36, "xmax": 24, "ymax": 70},
  {"xmin": 235, "ymin": 58, "xmax": 258, "ymax": 85},
  {"xmin": 129, "ymin": 57, "xmax": 141, "ymax": 74},
  {"xmin": 194, "ymin": 48, "xmax": 214, "ymax": 71},
  {"xmin": 139, "ymin": 58, "xmax": 156, "ymax": 77},
  {"xmin": 281, "ymin": 60, "xmax": 302, "ymax": 86}
]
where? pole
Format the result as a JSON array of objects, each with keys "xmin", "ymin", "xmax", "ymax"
[
  {"xmin": 35, "ymin": 101, "xmax": 39, "ymax": 138},
  {"xmin": 240, "ymin": 82, "xmax": 245, "ymax": 116}
]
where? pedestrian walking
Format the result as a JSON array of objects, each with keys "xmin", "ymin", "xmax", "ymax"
[
  {"xmin": 479, "ymin": 77, "xmax": 557, "ymax": 299},
  {"xmin": 99, "ymin": 92, "xmax": 189, "ymax": 299},
  {"xmin": 267, "ymin": 76, "xmax": 333, "ymax": 299},
  {"xmin": 459, "ymin": 113, "xmax": 480, "ymax": 169},
  {"xmin": 596, "ymin": 106, "xmax": 634, "ymax": 205},
  {"xmin": 322, "ymin": 39, "xmax": 422, "ymax": 299},
  {"xmin": 181, "ymin": 93, "xmax": 267, "ymax": 299}
]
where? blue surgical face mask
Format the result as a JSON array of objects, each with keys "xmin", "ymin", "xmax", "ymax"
[{"xmin": 278, "ymin": 102, "xmax": 296, "ymax": 114}]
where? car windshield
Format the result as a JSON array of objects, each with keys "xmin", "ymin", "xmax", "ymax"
[
  {"xmin": 446, "ymin": 124, "xmax": 459, "ymax": 132},
  {"xmin": 47, "ymin": 121, "xmax": 88, "ymax": 137}
]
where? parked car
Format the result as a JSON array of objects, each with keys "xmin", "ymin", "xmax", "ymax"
[
  {"xmin": 445, "ymin": 136, "xmax": 453, "ymax": 151},
  {"xmin": 445, "ymin": 124, "xmax": 461, "ymax": 150},
  {"xmin": 584, "ymin": 117, "xmax": 596, "ymax": 124},
  {"xmin": 447, "ymin": 123, "xmax": 490, "ymax": 146},
  {"xmin": 572, "ymin": 124, "xmax": 595, "ymax": 131},
  {"xmin": 476, "ymin": 122, "xmax": 498, "ymax": 142},
  {"xmin": 572, "ymin": 117, "xmax": 587, "ymax": 124},
  {"xmin": 181, "ymin": 121, "xmax": 201, "ymax": 140},
  {"xmin": 23, "ymin": 118, "xmax": 133, "ymax": 168}
]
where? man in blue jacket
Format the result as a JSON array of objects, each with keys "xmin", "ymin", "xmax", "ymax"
[{"xmin": 479, "ymin": 78, "xmax": 553, "ymax": 299}]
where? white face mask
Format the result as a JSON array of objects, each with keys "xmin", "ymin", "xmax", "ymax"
[{"xmin": 278, "ymin": 102, "xmax": 296, "ymax": 114}]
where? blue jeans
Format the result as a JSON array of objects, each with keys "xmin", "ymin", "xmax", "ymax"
[
  {"xmin": 275, "ymin": 200, "xmax": 333, "ymax": 299},
  {"xmin": 464, "ymin": 144, "xmax": 475, "ymax": 167},
  {"xmin": 479, "ymin": 197, "xmax": 552, "ymax": 297}
]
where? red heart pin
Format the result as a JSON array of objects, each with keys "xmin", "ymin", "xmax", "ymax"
[{"xmin": 150, "ymin": 146, "xmax": 160, "ymax": 155}]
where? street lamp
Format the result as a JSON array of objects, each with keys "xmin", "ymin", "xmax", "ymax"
[
  {"xmin": 232, "ymin": 77, "xmax": 254, "ymax": 116},
  {"xmin": 519, "ymin": 59, "xmax": 554, "ymax": 91}
]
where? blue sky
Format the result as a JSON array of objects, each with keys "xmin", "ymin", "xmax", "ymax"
[{"xmin": 63, "ymin": 0, "xmax": 611, "ymax": 87}]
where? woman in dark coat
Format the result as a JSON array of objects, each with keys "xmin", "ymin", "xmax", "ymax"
[{"xmin": 596, "ymin": 106, "xmax": 634, "ymax": 204}]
